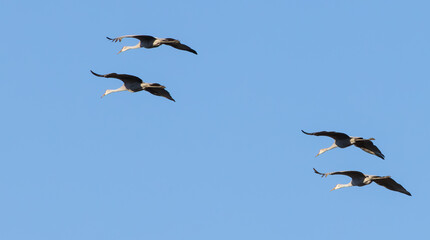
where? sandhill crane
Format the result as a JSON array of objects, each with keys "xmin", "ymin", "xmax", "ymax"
[
  {"xmin": 90, "ymin": 71, "xmax": 175, "ymax": 101},
  {"xmin": 301, "ymin": 130, "xmax": 384, "ymax": 159},
  {"xmin": 106, "ymin": 35, "xmax": 197, "ymax": 55},
  {"xmin": 313, "ymin": 168, "xmax": 411, "ymax": 196}
]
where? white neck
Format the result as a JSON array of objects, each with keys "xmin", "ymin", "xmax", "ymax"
[
  {"xmin": 332, "ymin": 182, "xmax": 353, "ymax": 191},
  {"xmin": 317, "ymin": 143, "xmax": 337, "ymax": 157},
  {"xmin": 102, "ymin": 86, "xmax": 127, "ymax": 98},
  {"xmin": 120, "ymin": 43, "xmax": 141, "ymax": 53},
  {"xmin": 337, "ymin": 183, "xmax": 353, "ymax": 189}
]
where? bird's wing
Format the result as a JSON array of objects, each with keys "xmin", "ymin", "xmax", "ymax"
[
  {"xmin": 372, "ymin": 177, "xmax": 411, "ymax": 196},
  {"xmin": 313, "ymin": 168, "xmax": 365, "ymax": 179},
  {"xmin": 301, "ymin": 130, "xmax": 350, "ymax": 140},
  {"xmin": 329, "ymin": 170, "xmax": 366, "ymax": 179},
  {"xmin": 90, "ymin": 70, "xmax": 143, "ymax": 84},
  {"xmin": 353, "ymin": 140, "xmax": 385, "ymax": 159},
  {"xmin": 144, "ymin": 84, "xmax": 175, "ymax": 102},
  {"xmin": 106, "ymin": 35, "xmax": 156, "ymax": 43},
  {"xmin": 164, "ymin": 41, "xmax": 198, "ymax": 55}
]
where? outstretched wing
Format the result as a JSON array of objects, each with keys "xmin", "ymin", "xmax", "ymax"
[
  {"xmin": 90, "ymin": 70, "xmax": 143, "ymax": 85},
  {"xmin": 144, "ymin": 84, "xmax": 175, "ymax": 102},
  {"xmin": 313, "ymin": 168, "xmax": 365, "ymax": 180},
  {"xmin": 106, "ymin": 35, "xmax": 156, "ymax": 43},
  {"xmin": 164, "ymin": 42, "xmax": 198, "ymax": 55},
  {"xmin": 353, "ymin": 140, "xmax": 385, "ymax": 159},
  {"xmin": 302, "ymin": 130, "xmax": 350, "ymax": 140},
  {"xmin": 372, "ymin": 177, "xmax": 411, "ymax": 196}
]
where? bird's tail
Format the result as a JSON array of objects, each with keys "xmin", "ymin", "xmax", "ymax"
[
  {"xmin": 372, "ymin": 176, "xmax": 391, "ymax": 180},
  {"xmin": 150, "ymin": 83, "xmax": 166, "ymax": 88}
]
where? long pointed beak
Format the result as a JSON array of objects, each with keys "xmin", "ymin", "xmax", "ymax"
[
  {"xmin": 101, "ymin": 94, "xmax": 106, "ymax": 98},
  {"xmin": 330, "ymin": 187, "xmax": 336, "ymax": 192},
  {"xmin": 117, "ymin": 50, "xmax": 122, "ymax": 54},
  {"xmin": 315, "ymin": 153, "xmax": 320, "ymax": 157}
]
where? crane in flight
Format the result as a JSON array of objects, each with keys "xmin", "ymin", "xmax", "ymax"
[
  {"xmin": 90, "ymin": 71, "xmax": 175, "ymax": 101},
  {"xmin": 107, "ymin": 34, "xmax": 197, "ymax": 55},
  {"xmin": 313, "ymin": 168, "xmax": 411, "ymax": 196},
  {"xmin": 302, "ymin": 130, "xmax": 385, "ymax": 159}
]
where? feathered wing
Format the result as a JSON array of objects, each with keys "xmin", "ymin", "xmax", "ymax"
[
  {"xmin": 144, "ymin": 84, "xmax": 175, "ymax": 102},
  {"xmin": 90, "ymin": 70, "xmax": 143, "ymax": 85},
  {"xmin": 353, "ymin": 140, "xmax": 385, "ymax": 159},
  {"xmin": 301, "ymin": 130, "xmax": 350, "ymax": 140},
  {"xmin": 164, "ymin": 42, "xmax": 198, "ymax": 55},
  {"xmin": 327, "ymin": 170, "xmax": 366, "ymax": 180},
  {"xmin": 106, "ymin": 35, "xmax": 156, "ymax": 43},
  {"xmin": 372, "ymin": 177, "xmax": 411, "ymax": 196},
  {"xmin": 313, "ymin": 168, "xmax": 366, "ymax": 180}
]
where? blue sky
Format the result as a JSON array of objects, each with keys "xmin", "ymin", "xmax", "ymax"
[{"xmin": 1, "ymin": 0, "xmax": 429, "ymax": 239}]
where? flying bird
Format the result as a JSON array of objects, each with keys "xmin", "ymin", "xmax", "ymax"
[
  {"xmin": 313, "ymin": 168, "xmax": 411, "ymax": 196},
  {"xmin": 301, "ymin": 130, "xmax": 385, "ymax": 159},
  {"xmin": 106, "ymin": 35, "xmax": 197, "ymax": 55},
  {"xmin": 90, "ymin": 71, "xmax": 175, "ymax": 101}
]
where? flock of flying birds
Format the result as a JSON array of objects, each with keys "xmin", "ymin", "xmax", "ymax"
[
  {"xmin": 91, "ymin": 34, "xmax": 197, "ymax": 100},
  {"xmin": 302, "ymin": 130, "xmax": 411, "ymax": 196},
  {"xmin": 90, "ymin": 33, "xmax": 411, "ymax": 197}
]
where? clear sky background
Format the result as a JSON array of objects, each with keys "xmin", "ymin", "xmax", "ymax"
[{"xmin": 1, "ymin": 0, "xmax": 429, "ymax": 239}]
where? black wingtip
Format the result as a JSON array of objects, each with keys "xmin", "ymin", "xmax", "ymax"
[
  {"xmin": 186, "ymin": 49, "xmax": 197, "ymax": 55},
  {"xmin": 106, "ymin": 36, "xmax": 113, "ymax": 41},
  {"xmin": 90, "ymin": 70, "xmax": 103, "ymax": 77},
  {"xmin": 402, "ymin": 190, "xmax": 412, "ymax": 196}
]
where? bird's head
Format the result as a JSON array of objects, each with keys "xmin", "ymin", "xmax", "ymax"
[
  {"xmin": 330, "ymin": 184, "xmax": 342, "ymax": 191},
  {"xmin": 118, "ymin": 46, "xmax": 129, "ymax": 54},
  {"xmin": 316, "ymin": 149, "xmax": 325, "ymax": 157},
  {"xmin": 101, "ymin": 90, "xmax": 110, "ymax": 98},
  {"xmin": 368, "ymin": 138, "xmax": 375, "ymax": 141}
]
